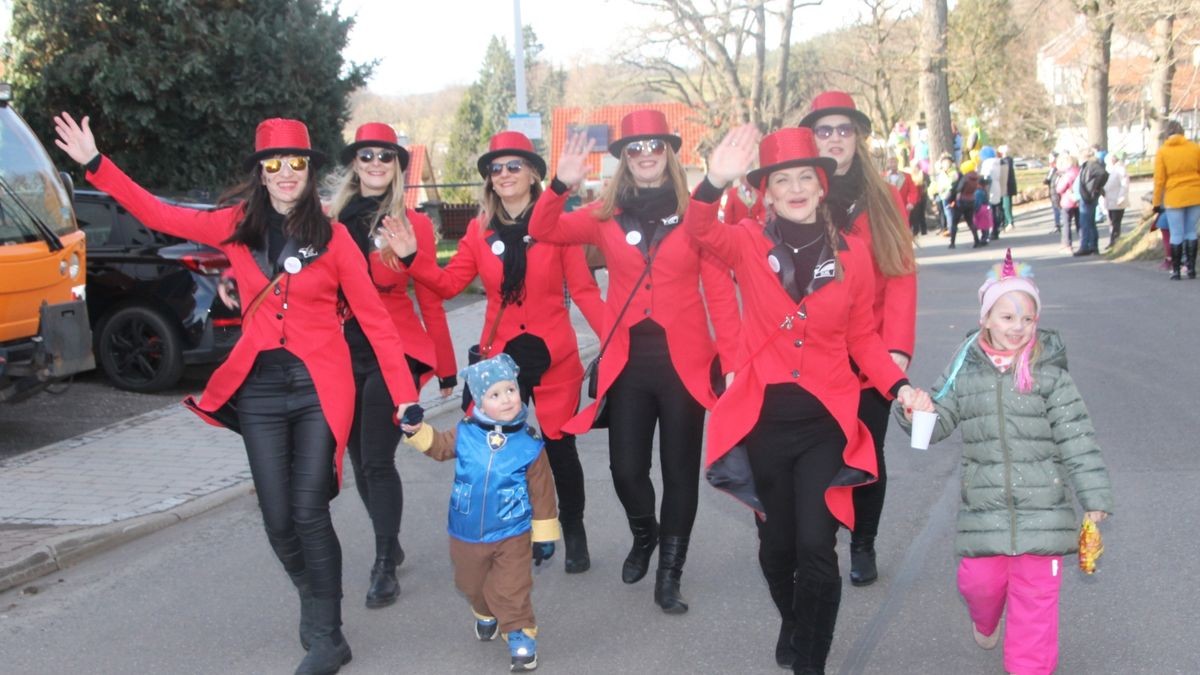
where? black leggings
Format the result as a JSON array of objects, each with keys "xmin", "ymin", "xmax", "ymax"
[
  {"xmin": 747, "ymin": 391, "xmax": 846, "ymax": 624},
  {"xmin": 605, "ymin": 329, "xmax": 705, "ymax": 537},
  {"xmin": 345, "ymin": 359, "xmax": 424, "ymax": 545},
  {"xmin": 950, "ymin": 202, "xmax": 979, "ymax": 246},
  {"xmin": 851, "ymin": 388, "xmax": 890, "ymax": 540},
  {"xmin": 238, "ymin": 350, "xmax": 341, "ymax": 600}
]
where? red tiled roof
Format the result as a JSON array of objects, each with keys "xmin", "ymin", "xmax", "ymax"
[
  {"xmin": 403, "ymin": 144, "xmax": 428, "ymax": 209},
  {"xmin": 549, "ymin": 102, "xmax": 710, "ymax": 178}
]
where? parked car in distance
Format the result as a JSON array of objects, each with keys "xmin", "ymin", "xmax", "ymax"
[
  {"xmin": 1013, "ymin": 157, "xmax": 1046, "ymax": 170},
  {"xmin": 74, "ymin": 189, "xmax": 241, "ymax": 392}
]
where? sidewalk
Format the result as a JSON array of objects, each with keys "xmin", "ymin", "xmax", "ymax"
[{"xmin": 0, "ymin": 276, "xmax": 606, "ymax": 593}]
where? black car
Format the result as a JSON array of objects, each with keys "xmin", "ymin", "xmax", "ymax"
[{"xmin": 74, "ymin": 189, "xmax": 240, "ymax": 392}]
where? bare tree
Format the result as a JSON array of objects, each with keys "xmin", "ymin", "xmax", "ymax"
[
  {"xmin": 919, "ymin": 0, "xmax": 953, "ymax": 161},
  {"xmin": 1149, "ymin": 12, "xmax": 1177, "ymax": 152},
  {"xmin": 1074, "ymin": 0, "xmax": 1117, "ymax": 149}
]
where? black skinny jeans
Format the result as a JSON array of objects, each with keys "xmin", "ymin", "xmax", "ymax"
[
  {"xmin": 747, "ymin": 385, "xmax": 847, "ymax": 619},
  {"xmin": 950, "ymin": 202, "xmax": 979, "ymax": 246},
  {"xmin": 605, "ymin": 324, "xmax": 706, "ymax": 537},
  {"xmin": 238, "ymin": 350, "xmax": 341, "ymax": 600},
  {"xmin": 851, "ymin": 388, "xmax": 890, "ymax": 541}
]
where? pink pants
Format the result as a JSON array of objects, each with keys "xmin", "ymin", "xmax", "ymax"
[{"xmin": 957, "ymin": 554, "xmax": 1063, "ymax": 675}]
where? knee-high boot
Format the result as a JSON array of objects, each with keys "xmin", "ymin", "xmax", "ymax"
[
  {"xmin": 1187, "ymin": 241, "xmax": 1198, "ymax": 279},
  {"xmin": 288, "ymin": 571, "xmax": 315, "ymax": 651},
  {"xmin": 792, "ymin": 579, "xmax": 842, "ymax": 675},
  {"xmin": 294, "ymin": 597, "xmax": 352, "ymax": 675},
  {"xmin": 1170, "ymin": 244, "xmax": 1183, "ymax": 280},
  {"xmin": 365, "ymin": 535, "xmax": 400, "ymax": 609},
  {"xmin": 761, "ymin": 562, "xmax": 797, "ymax": 668},
  {"xmin": 654, "ymin": 535, "xmax": 689, "ymax": 614},
  {"xmin": 622, "ymin": 515, "xmax": 658, "ymax": 584}
]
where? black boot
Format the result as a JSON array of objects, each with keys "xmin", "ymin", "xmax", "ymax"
[
  {"xmin": 1170, "ymin": 244, "xmax": 1183, "ymax": 280},
  {"xmin": 288, "ymin": 571, "xmax": 315, "ymax": 652},
  {"xmin": 294, "ymin": 597, "xmax": 352, "ymax": 675},
  {"xmin": 365, "ymin": 536, "xmax": 400, "ymax": 609},
  {"xmin": 1187, "ymin": 241, "xmax": 1198, "ymax": 279},
  {"xmin": 622, "ymin": 515, "xmax": 658, "ymax": 584},
  {"xmin": 791, "ymin": 579, "xmax": 842, "ymax": 675},
  {"xmin": 848, "ymin": 535, "xmax": 878, "ymax": 587},
  {"xmin": 561, "ymin": 518, "xmax": 591, "ymax": 574},
  {"xmin": 654, "ymin": 535, "xmax": 689, "ymax": 614}
]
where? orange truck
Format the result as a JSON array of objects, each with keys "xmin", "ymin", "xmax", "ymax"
[{"xmin": 0, "ymin": 82, "xmax": 94, "ymax": 402}]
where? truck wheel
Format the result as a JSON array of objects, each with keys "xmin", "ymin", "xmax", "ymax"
[{"xmin": 96, "ymin": 306, "xmax": 184, "ymax": 392}]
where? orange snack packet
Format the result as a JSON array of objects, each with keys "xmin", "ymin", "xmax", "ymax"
[{"xmin": 1079, "ymin": 519, "xmax": 1104, "ymax": 574}]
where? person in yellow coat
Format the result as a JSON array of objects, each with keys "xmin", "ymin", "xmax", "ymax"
[{"xmin": 1151, "ymin": 120, "xmax": 1200, "ymax": 279}]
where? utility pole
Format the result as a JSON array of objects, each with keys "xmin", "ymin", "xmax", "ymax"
[{"xmin": 513, "ymin": 0, "xmax": 527, "ymax": 115}]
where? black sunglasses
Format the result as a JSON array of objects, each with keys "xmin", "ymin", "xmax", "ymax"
[
  {"xmin": 357, "ymin": 149, "xmax": 398, "ymax": 164},
  {"xmin": 624, "ymin": 139, "xmax": 667, "ymax": 158},
  {"xmin": 813, "ymin": 123, "xmax": 856, "ymax": 140},
  {"xmin": 488, "ymin": 159, "xmax": 527, "ymax": 176}
]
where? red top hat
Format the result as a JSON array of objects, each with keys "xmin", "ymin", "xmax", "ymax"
[
  {"xmin": 608, "ymin": 109, "xmax": 683, "ymax": 158},
  {"xmin": 745, "ymin": 128, "xmax": 838, "ymax": 192},
  {"xmin": 476, "ymin": 130, "xmax": 547, "ymax": 178},
  {"xmin": 798, "ymin": 90, "xmax": 873, "ymax": 134},
  {"xmin": 339, "ymin": 122, "xmax": 410, "ymax": 171},
  {"xmin": 244, "ymin": 118, "xmax": 326, "ymax": 170}
]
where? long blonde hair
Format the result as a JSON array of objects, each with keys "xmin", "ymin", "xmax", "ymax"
[
  {"xmin": 850, "ymin": 130, "xmax": 916, "ymax": 276},
  {"xmin": 478, "ymin": 161, "xmax": 544, "ymax": 231},
  {"xmin": 594, "ymin": 145, "xmax": 689, "ymax": 222},
  {"xmin": 326, "ymin": 154, "xmax": 416, "ymax": 269}
]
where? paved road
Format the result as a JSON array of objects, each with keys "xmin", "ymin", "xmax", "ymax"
[{"xmin": 1, "ymin": 208, "xmax": 1196, "ymax": 674}]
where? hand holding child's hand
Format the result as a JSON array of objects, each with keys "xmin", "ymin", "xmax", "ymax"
[
  {"xmin": 1085, "ymin": 511, "xmax": 1108, "ymax": 524},
  {"xmin": 532, "ymin": 542, "xmax": 555, "ymax": 566},
  {"xmin": 896, "ymin": 386, "xmax": 934, "ymax": 420}
]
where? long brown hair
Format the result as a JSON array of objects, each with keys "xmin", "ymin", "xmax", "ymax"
[
  {"xmin": 220, "ymin": 162, "xmax": 330, "ymax": 251},
  {"xmin": 478, "ymin": 161, "xmax": 544, "ymax": 230},
  {"xmin": 325, "ymin": 154, "xmax": 419, "ymax": 269},
  {"xmin": 849, "ymin": 130, "xmax": 915, "ymax": 276},
  {"xmin": 594, "ymin": 144, "xmax": 689, "ymax": 221}
]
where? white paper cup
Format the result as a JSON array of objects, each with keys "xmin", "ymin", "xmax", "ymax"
[{"xmin": 910, "ymin": 410, "xmax": 938, "ymax": 450}]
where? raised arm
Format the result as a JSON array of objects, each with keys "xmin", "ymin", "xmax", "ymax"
[
  {"xmin": 382, "ymin": 214, "xmax": 481, "ymax": 300},
  {"xmin": 529, "ymin": 131, "xmax": 602, "ymax": 245},
  {"xmin": 408, "ymin": 212, "xmax": 458, "ymax": 391}
]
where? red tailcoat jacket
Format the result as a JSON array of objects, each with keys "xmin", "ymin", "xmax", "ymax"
[
  {"xmin": 86, "ymin": 157, "xmax": 418, "ymax": 486},
  {"xmin": 725, "ymin": 185, "xmax": 917, "ymax": 389},
  {"xmin": 365, "ymin": 210, "xmax": 457, "ymax": 386},
  {"xmin": 684, "ymin": 197, "xmax": 905, "ymax": 529},
  {"xmin": 404, "ymin": 217, "xmax": 604, "ymax": 439},
  {"xmin": 529, "ymin": 185, "xmax": 741, "ymax": 435}
]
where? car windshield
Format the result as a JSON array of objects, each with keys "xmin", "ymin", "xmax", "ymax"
[{"xmin": 0, "ymin": 106, "xmax": 76, "ymax": 245}]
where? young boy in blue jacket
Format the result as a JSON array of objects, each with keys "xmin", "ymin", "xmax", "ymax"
[{"xmin": 402, "ymin": 353, "xmax": 559, "ymax": 672}]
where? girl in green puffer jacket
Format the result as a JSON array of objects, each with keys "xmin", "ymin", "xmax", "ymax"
[{"xmin": 900, "ymin": 250, "xmax": 1113, "ymax": 675}]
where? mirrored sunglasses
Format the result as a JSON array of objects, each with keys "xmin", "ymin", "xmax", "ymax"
[
  {"xmin": 813, "ymin": 123, "xmax": 856, "ymax": 140},
  {"xmin": 624, "ymin": 139, "xmax": 667, "ymax": 158},
  {"xmin": 488, "ymin": 159, "xmax": 527, "ymax": 176},
  {"xmin": 260, "ymin": 156, "xmax": 309, "ymax": 174},
  {"xmin": 357, "ymin": 149, "xmax": 398, "ymax": 164}
]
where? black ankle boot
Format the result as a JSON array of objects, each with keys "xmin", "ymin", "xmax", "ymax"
[
  {"xmin": 776, "ymin": 619, "xmax": 797, "ymax": 668},
  {"xmin": 848, "ymin": 535, "xmax": 878, "ymax": 587},
  {"xmin": 288, "ymin": 571, "xmax": 315, "ymax": 651},
  {"xmin": 1187, "ymin": 241, "xmax": 1198, "ymax": 279},
  {"xmin": 365, "ymin": 536, "xmax": 400, "ymax": 609},
  {"xmin": 791, "ymin": 579, "xmax": 842, "ymax": 675},
  {"xmin": 1170, "ymin": 244, "xmax": 1183, "ymax": 280},
  {"xmin": 294, "ymin": 597, "xmax": 352, "ymax": 675},
  {"xmin": 654, "ymin": 535, "xmax": 689, "ymax": 614},
  {"xmin": 622, "ymin": 515, "xmax": 658, "ymax": 584},
  {"xmin": 561, "ymin": 518, "xmax": 591, "ymax": 574}
]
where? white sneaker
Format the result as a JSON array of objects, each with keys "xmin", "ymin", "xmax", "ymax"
[{"xmin": 973, "ymin": 623, "xmax": 1000, "ymax": 650}]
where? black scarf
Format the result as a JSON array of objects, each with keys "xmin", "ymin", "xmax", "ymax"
[
  {"xmin": 339, "ymin": 194, "xmax": 385, "ymax": 258},
  {"xmin": 826, "ymin": 156, "xmax": 865, "ymax": 231},
  {"xmin": 618, "ymin": 185, "xmax": 678, "ymax": 243},
  {"xmin": 495, "ymin": 207, "xmax": 532, "ymax": 307},
  {"xmin": 265, "ymin": 209, "xmax": 286, "ymax": 272}
]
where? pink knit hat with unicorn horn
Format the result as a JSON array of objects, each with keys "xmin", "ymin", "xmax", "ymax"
[{"xmin": 978, "ymin": 248, "xmax": 1041, "ymax": 321}]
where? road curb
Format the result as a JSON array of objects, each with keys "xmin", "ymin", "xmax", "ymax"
[{"xmin": 0, "ymin": 481, "xmax": 254, "ymax": 594}]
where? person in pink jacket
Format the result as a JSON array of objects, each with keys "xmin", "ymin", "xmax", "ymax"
[{"xmin": 1055, "ymin": 155, "xmax": 1080, "ymax": 251}]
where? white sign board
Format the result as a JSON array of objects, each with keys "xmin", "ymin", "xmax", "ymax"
[{"xmin": 508, "ymin": 113, "xmax": 543, "ymax": 140}]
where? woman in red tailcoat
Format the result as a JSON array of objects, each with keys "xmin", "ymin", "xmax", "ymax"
[
  {"xmin": 383, "ymin": 131, "xmax": 605, "ymax": 575},
  {"xmin": 326, "ymin": 122, "xmax": 457, "ymax": 609},
  {"xmin": 529, "ymin": 110, "xmax": 741, "ymax": 614},
  {"xmin": 800, "ymin": 91, "xmax": 918, "ymax": 589},
  {"xmin": 686, "ymin": 124, "xmax": 924, "ymax": 671},
  {"xmin": 54, "ymin": 113, "xmax": 417, "ymax": 675}
]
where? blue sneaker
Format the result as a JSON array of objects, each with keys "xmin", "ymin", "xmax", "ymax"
[
  {"xmin": 505, "ymin": 629, "xmax": 537, "ymax": 672},
  {"xmin": 474, "ymin": 616, "xmax": 498, "ymax": 641}
]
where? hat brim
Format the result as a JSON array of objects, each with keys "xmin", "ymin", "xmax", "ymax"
[
  {"xmin": 340, "ymin": 141, "xmax": 410, "ymax": 171},
  {"xmin": 477, "ymin": 149, "xmax": 547, "ymax": 179},
  {"xmin": 608, "ymin": 134, "xmax": 683, "ymax": 159},
  {"xmin": 244, "ymin": 148, "xmax": 327, "ymax": 171},
  {"xmin": 798, "ymin": 107, "xmax": 872, "ymax": 135},
  {"xmin": 746, "ymin": 157, "xmax": 839, "ymax": 192}
]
